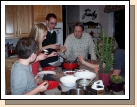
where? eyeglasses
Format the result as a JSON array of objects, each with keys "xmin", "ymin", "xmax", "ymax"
[{"xmin": 49, "ymin": 22, "xmax": 57, "ymax": 26}]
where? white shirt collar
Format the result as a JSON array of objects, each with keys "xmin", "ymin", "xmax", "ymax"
[{"xmin": 47, "ymin": 27, "xmax": 54, "ymax": 34}]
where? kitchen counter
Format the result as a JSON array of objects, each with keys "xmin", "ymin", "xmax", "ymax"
[
  {"xmin": 5, "ymin": 57, "xmax": 18, "ymax": 68},
  {"xmin": 41, "ymin": 61, "xmax": 124, "ymax": 95}
]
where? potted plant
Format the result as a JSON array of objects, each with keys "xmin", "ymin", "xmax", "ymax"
[
  {"xmin": 95, "ymin": 30, "xmax": 115, "ymax": 87},
  {"xmin": 109, "ymin": 74, "xmax": 125, "ymax": 92}
]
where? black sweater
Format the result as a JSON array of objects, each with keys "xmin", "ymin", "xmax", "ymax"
[{"xmin": 40, "ymin": 31, "xmax": 58, "ymax": 68}]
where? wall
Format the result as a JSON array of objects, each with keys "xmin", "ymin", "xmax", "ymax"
[
  {"xmin": 79, "ymin": 5, "xmax": 99, "ymax": 23},
  {"xmin": 66, "ymin": 5, "xmax": 114, "ymax": 37},
  {"xmin": 66, "ymin": 5, "xmax": 80, "ymax": 24},
  {"xmin": 5, "ymin": 39, "xmax": 19, "ymax": 47},
  {"xmin": 99, "ymin": 5, "xmax": 114, "ymax": 37}
]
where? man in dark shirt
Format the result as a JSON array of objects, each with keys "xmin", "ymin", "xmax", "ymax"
[{"xmin": 40, "ymin": 13, "xmax": 60, "ymax": 68}]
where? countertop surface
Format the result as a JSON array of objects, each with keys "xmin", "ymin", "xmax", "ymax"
[
  {"xmin": 40, "ymin": 62, "xmax": 124, "ymax": 95},
  {"xmin": 42, "ymin": 62, "xmax": 99, "ymax": 95}
]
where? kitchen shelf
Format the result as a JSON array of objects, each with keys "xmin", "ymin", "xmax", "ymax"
[{"xmin": 83, "ymin": 22, "xmax": 102, "ymax": 44}]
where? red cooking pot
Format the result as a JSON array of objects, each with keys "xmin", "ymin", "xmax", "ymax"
[
  {"xmin": 63, "ymin": 60, "xmax": 78, "ymax": 70},
  {"xmin": 8, "ymin": 49, "xmax": 16, "ymax": 56}
]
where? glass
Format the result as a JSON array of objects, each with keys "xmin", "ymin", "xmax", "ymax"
[{"xmin": 49, "ymin": 22, "xmax": 57, "ymax": 26}]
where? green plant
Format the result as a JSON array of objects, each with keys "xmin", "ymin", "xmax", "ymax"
[
  {"xmin": 110, "ymin": 74, "xmax": 123, "ymax": 83},
  {"xmin": 95, "ymin": 30, "xmax": 115, "ymax": 74}
]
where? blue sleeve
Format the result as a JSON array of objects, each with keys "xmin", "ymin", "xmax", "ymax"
[{"xmin": 113, "ymin": 50, "xmax": 125, "ymax": 70}]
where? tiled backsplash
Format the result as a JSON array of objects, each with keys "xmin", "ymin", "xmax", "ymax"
[{"xmin": 5, "ymin": 39, "xmax": 19, "ymax": 47}]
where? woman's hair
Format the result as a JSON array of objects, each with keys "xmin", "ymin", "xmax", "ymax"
[
  {"xmin": 15, "ymin": 37, "xmax": 38, "ymax": 59},
  {"xmin": 28, "ymin": 23, "xmax": 47, "ymax": 51},
  {"xmin": 74, "ymin": 22, "xmax": 84, "ymax": 31}
]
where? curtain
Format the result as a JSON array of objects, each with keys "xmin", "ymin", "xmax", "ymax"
[{"xmin": 104, "ymin": 5, "xmax": 125, "ymax": 13}]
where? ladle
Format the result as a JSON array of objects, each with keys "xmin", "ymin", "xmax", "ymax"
[
  {"xmin": 72, "ymin": 57, "xmax": 78, "ymax": 63},
  {"xmin": 87, "ymin": 79, "xmax": 94, "ymax": 86},
  {"xmin": 57, "ymin": 53, "xmax": 67, "ymax": 61}
]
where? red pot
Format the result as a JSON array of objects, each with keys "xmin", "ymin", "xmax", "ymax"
[
  {"xmin": 63, "ymin": 61, "xmax": 78, "ymax": 70},
  {"xmin": 98, "ymin": 71, "xmax": 111, "ymax": 87}
]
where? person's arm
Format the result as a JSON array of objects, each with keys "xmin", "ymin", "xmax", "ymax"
[
  {"xmin": 23, "ymin": 81, "xmax": 48, "ymax": 95},
  {"xmin": 88, "ymin": 34, "xmax": 97, "ymax": 63},
  {"xmin": 113, "ymin": 69, "xmax": 121, "ymax": 76},
  {"xmin": 42, "ymin": 44, "xmax": 59, "ymax": 50},
  {"xmin": 78, "ymin": 55, "xmax": 99, "ymax": 73}
]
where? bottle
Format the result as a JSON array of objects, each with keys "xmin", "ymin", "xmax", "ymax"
[
  {"xmin": 7, "ymin": 42, "xmax": 10, "ymax": 57},
  {"xmin": 5, "ymin": 44, "xmax": 8, "ymax": 57}
]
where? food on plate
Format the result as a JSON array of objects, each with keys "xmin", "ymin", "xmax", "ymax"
[{"xmin": 64, "ymin": 71, "xmax": 76, "ymax": 75}]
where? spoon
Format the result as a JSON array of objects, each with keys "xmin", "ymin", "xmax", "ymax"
[
  {"xmin": 73, "ymin": 57, "xmax": 78, "ymax": 62},
  {"xmin": 57, "ymin": 53, "xmax": 67, "ymax": 61},
  {"xmin": 87, "ymin": 79, "xmax": 93, "ymax": 86}
]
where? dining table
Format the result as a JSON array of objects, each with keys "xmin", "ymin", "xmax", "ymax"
[{"xmin": 39, "ymin": 60, "xmax": 124, "ymax": 95}]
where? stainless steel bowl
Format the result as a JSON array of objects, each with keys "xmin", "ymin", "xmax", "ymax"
[
  {"xmin": 76, "ymin": 78, "xmax": 93, "ymax": 90},
  {"xmin": 64, "ymin": 88, "xmax": 91, "ymax": 95}
]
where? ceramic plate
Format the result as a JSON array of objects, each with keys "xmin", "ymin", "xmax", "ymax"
[
  {"xmin": 37, "ymin": 71, "xmax": 56, "ymax": 78},
  {"xmin": 64, "ymin": 71, "xmax": 76, "ymax": 76}
]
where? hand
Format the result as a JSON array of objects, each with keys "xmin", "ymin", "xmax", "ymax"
[
  {"xmin": 37, "ymin": 81, "xmax": 49, "ymax": 93},
  {"xmin": 34, "ymin": 75, "xmax": 41, "ymax": 84},
  {"xmin": 60, "ymin": 46, "xmax": 66, "ymax": 53},
  {"xmin": 49, "ymin": 44, "xmax": 59, "ymax": 50},
  {"xmin": 90, "ymin": 60, "xmax": 96, "ymax": 64},
  {"xmin": 36, "ymin": 53, "xmax": 48, "ymax": 61},
  {"xmin": 47, "ymin": 52, "xmax": 57, "ymax": 57},
  {"xmin": 78, "ymin": 55, "xmax": 85, "ymax": 64},
  {"xmin": 93, "ymin": 64, "xmax": 99, "ymax": 74},
  {"xmin": 55, "ymin": 43, "xmax": 61, "ymax": 50}
]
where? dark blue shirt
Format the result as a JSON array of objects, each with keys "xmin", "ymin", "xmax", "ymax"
[{"xmin": 113, "ymin": 49, "xmax": 125, "ymax": 78}]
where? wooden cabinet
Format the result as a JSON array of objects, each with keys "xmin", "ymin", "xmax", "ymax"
[
  {"xmin": 5, "ymin": 66, "xmax": 11, "ymax": 95},
  {"xmin": 33, "ymin": 5, "xmax": 62, "ymax": 22},
  {"xmin": 5, "ymin": 5, "xmax": 33, "ymax": 39},
  {"xmin": 5, "ymin": 58, "xmax": 18, "ymax": 95}
]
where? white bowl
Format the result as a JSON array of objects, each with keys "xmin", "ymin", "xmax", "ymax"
[
  {"xmin": 77, "ymin": 69, "xmax": 90, "ymax": 72},
  {"xmin": 60, "ymin": 75, "xmax": 79, "ymax": 87},
  {"xmin": 74, "ymin": 71, "xmax": 96, "ymax": 80}
]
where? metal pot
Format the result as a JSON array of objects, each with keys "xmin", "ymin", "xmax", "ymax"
[
  {"xmin": 76, "ymin": 78, "xmax": 93, "ymax": 91},
  {"xmin": 62, "ymin": 60, "xmax": 78, "ymax": 70},
  {"xmin": 64, "ymin": 88, "xmax": 92, "ymax": 95}
]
